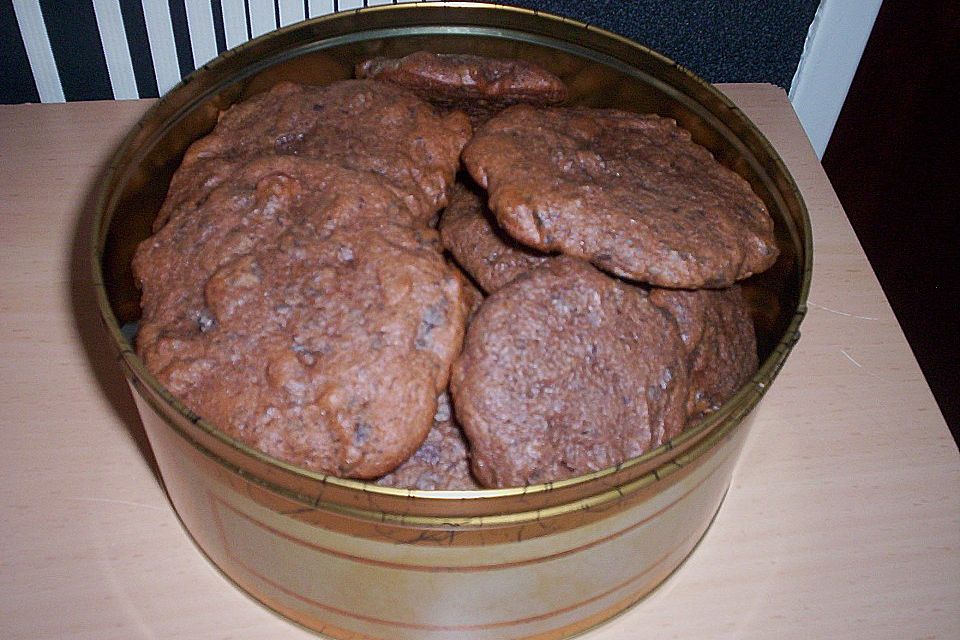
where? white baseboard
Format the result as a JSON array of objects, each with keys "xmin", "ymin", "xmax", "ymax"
[{"xmin": 789, "ymin": 0, "xmax": 883, "ymax": 159}]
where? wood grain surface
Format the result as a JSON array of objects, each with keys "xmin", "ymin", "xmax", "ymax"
[{"xmin": 0, "ymin": 85, "xmax": 957, "ymax": 639}]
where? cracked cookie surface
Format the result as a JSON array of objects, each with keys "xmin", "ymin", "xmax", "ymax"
[
  {"xmin": 356, "ymin": 51, "xmax": 567, "ymax": 126},
  {"xmin": 462, "ymin": 105, "xmax": 779, "ymax": 288},
  {"xmin": 450, "ymin": 257, "xmax": 689, "ymax": 488},
  {"xmin": 134, "ymin": 156, "xmax": 468, "ymax": 479}
]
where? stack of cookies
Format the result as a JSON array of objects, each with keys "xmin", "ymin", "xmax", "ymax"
[{"xmin": 134, "ymin": 52, "xmax": 778, "ymax": 490}]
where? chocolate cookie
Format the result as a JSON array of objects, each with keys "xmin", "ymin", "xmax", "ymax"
[
  {"xmin": 356, "ymin": 51, "xmax": 568, "ymax": 125},
  {"xmin": 649, "ymin": 286, "xmax": 758, "ymax": 420},
  {"xmin": 440, "ymin": 182, "xmax": 552, "ymax": 293},
  {"xmin": 462, "ymin": 105, "xmax": 779, "ymax": 288},
  {"xmin": 157, "ymin": 80, "xmax": 471, "ymax": 229},
  {"xmin": 133, "ymin": 156, "xmax": 467, "ymax": 478},
  {"xmin": 450, "ymin": 256, "xmax": 689, "ymax": 488},
  {"xmin": 376, "ymin": 393, "xmax": 480, "ymax": 491}
]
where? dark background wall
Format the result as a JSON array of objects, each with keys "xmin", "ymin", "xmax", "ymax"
[
  {"xmin": 500, "ymin": 1, "xmax": 818, "ymax": 89},
  {"xmin": 822, "ymin": 0, "xmax": 960, "ymax": 443},
  {"xmin": 2, "ymin": 0, "xmax": 819, "ymax": 103}
]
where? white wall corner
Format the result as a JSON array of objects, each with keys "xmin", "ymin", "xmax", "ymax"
[{"xmin": 789, "ymin": 0, "xmax": 883, "ymax": 159}]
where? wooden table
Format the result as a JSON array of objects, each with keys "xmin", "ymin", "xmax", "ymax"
[{"xmin": 1, "ymin": 85, "xmax": 957, "ymax": 639}]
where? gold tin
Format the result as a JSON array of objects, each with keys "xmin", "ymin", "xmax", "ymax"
[{"xmin": 92, "ymin": 3, "xmax": 811, "ymax": 639}]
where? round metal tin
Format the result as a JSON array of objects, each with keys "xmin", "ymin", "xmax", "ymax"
[{"xmin": 92, "ymin": 4, "xmax": 811, "ymax": 639}]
